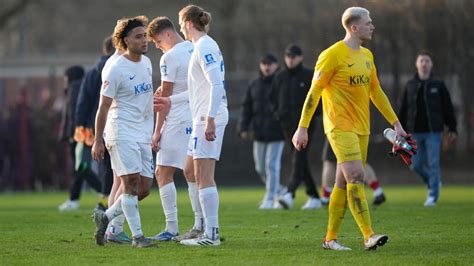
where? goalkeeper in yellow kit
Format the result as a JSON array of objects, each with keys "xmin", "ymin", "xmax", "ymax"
[{"xmin": 293, "ymin": 7, "xmax": 409, "ymax": 251}]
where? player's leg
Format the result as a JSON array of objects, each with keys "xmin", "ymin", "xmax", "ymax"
[
  {"xmin": 424, "ymin": 133, "xmax": 442, "ymax": 206},
  {"xmin": 323, "ymin": 165, "xmax": 350, "ymax": 250},
  {"xmin": 365, "ymin": 163, "xmax": 386, "ymax": 206},
  {"xmin": 181, "ymin": 124, "xmax": 224, "ymax": 246},
  {"xmin": 154, "ymin": 165, "xmax": 179, "ymax": 239},
  {"xmin": 177, "ymin": 155, "xmax": 205, "ymax": 240},
  {"xmin": 321, "ymin": 160, "xmax": 336, "ymax": 204},
  {"xmin": 59, "ymin": 142, "xmax": 82, "ymax": 212},
  {"xmin": 105, "ymin": 172, "xmax": 131, "ymax": 244},
  {"xmin": 265, "ymin": 140, "xmax": 284, "ymax": 209}
]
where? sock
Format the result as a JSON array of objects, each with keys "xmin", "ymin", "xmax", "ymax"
[
  {"xmin": 108, "ymin": 215, "xmax": 126, "ymax": 234},
  {"xmin": 188, "ymin": 182, "xmax": 204, "ymax": 230},
  {"xmin": 105, "ymin": 195, "xmax": 123, "ymax": 221},
  {"xmin": 121, "ymin": 194, "xmax": 143, "ymax": 238},
  {"xmin": 346, "ymin": 183, "xmax": 374, "ymax": 240},
  {"xmin": 322, "ymin": 186, "xmax": 332, "ymax": 200},
  {"xmin": 325, "ymin": 186, "xmax": 347, "ymax": 241},
  {"xmin": 160, "ymin": 182, "xmax": 178, "ymax": 234},
  {"xmin": 369, "ymin": 181, "xmax": 383, "ymax": 197},
  {"xmin": 199, "ymin": 187, "xmax": 219, "ymax": 240}
]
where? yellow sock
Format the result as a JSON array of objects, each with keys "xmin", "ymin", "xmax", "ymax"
[
  {"xmin": 346, "ymin": 183, "xmax": 374, "ymax": 240},
  {"xmin": 325, "ymin": 186, "xmax": 347, "ymax": 241}
]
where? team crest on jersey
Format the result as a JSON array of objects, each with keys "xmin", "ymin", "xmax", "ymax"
[
  {"xmin": 314, "ymin": 71, "xmax": 322, "ymax": 81},
  {"xmin": 161, "ymin": 65, "xmax": 168, "ymax": 76},
  {"xmin": 204, "ymin": 54, "xmax": 216, "ymax": 65},
  {"xmin": 366, "ymin": 61, "xmax": 371, "ymax": 70},
  {"xmin": 102, "ymin": 80, "xmax": 109, "ymax": 90}
]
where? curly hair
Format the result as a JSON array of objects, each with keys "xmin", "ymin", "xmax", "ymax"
[
  {"xmin": 179, "ymin": 5, "xmax": 211, "ymax": 33},
  {"xmin": 112, "ymin": 15, "xmax": 149, "ymax": 51}
]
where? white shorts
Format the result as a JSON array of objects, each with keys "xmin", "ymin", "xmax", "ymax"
[
  {"xmin": 156, "ymin": 121, "xmax": 192, "ymax": 170},
  {"xmin": 188, "ymin": 124, "xmax": 226, "ymax": 160},
  {"xmin": 105, "ymin": 140, "xmax": 154, "ymax": 178}
]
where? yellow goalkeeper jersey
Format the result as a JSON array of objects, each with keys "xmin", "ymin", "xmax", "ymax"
[{"xmin": 298, "ymin": 41, "xmax": 398, "ymax": 135}]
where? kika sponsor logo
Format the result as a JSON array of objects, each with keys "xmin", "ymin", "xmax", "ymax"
[
  {"xmin": 134, "ymin": 83, "xmax": 153, "ymax": 95},
  {"xmin": 204, "ymin": 53, "xmax": 216, "ymax": 65},
  {"xmin": 349, "ymin": 74, "xmax": 370, "ymax": 86}
]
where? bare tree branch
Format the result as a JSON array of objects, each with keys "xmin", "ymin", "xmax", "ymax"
[{"xmin": 0, "ymin": 0, "xmax": 30, "ymax": 31}]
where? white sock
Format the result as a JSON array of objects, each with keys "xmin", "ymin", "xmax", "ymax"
[
  {"xmin": 199, "ymin": 187, "xmax": 219, "ymax": 240},
  {"xmin": 105, "ymin": 195, "xmax": 123, "ymax": 221},
  {"xmin": 188, "ymin": 182, "xmax": 204, "ymax": 231},
  {"xmin": 374, "ymin": 187, "xmax": 383, "ymax": 197},
  {"xmin": 121, "ymin": 194, "xmax": 143, "ymax": 238},
  {"xmin": 108, "ymin": 215, "xmax": 126, "ymax": 234},
  {"xmin": 160, "ymin": 182, "xmax": 178, "ymax": 234}
]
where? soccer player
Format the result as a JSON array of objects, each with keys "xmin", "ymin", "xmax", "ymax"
[
  {"xmin": 91, "ymin": 16, "xmax": 156, "ymax": 248},
  {"xmin": 292, "ymin": 7, "xmax": 409, "ymax": 251},
  {"xmin": 146, "ymin": 17, "xmax": 203, "ymax": 241},
  {"xmin": 321, "ymin": 139, "xmax": 386, "ymax": 206},
  {"xmin": 176, "ymin": 4, "xmax": 228, "ymax": 246}
]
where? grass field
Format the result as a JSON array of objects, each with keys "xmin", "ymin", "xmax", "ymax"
[{"xmin": 1, "ymin": 186, "xmax": 473, "ymax": 265}]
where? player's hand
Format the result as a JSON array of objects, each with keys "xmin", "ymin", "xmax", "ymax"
[
  {"xmin": 91, "ymin": 138, "xmax": 105, "ymax": 162},
  {"xmin": 154, "ymin": 86, "xmax": 162, "ymax": 97},
  {"xmin": 389, "ymin": 133, "xmax": 417, "ymax": 166},
  {"xmin": 393, "ymin": 121, "xmax": 408, "ymax": 138},
  {"xmin": 154, "ymin": 96, "xmax": 171, "ymax": 113},
  {"xmin": 152, "ymin": 131, "xmax": 161, "ymax": 152},
  {"xmin": 292, "ymin": 127, "xmax": 308, "ymax": 151},
  {"xmin": 205, "ymin": 117, "xmax": 216, "ymax": 141}
]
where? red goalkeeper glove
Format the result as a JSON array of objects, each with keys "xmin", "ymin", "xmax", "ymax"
[{"xmin": 388, "ymin": 134, "xmax": 417, "ymax": 165}]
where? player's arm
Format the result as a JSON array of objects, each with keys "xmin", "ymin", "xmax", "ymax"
[
  {"xmin": 92, "ymin": 94, "xmax": 112, "ymax": 161},
  {"xmin": 293, "ymin": 49, "xmax": 335, "ymax": 151},
  {"xmin": 92, "ymin": 71, "xmax": 118, "ymax": 161},
  {"xmin": 152, "ymin": 81, "xmax": 173, "ymax": 151}
]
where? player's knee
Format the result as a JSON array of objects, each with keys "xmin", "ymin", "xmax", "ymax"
[{"xmin": 346, "ymin": 169, "xmax": 364, "ymax": 184}]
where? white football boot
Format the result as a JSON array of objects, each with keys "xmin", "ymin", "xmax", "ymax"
[
  {"xmin": 322, "ymin": 239, "xmax": 352, "ymax": 251},
  {"xmin": 364, "ymin": 234, "xmax": 388, "ymax": 250},
  {"xmin": 301, "ymin": 197, "xmax": 322, "ymax": 210}
]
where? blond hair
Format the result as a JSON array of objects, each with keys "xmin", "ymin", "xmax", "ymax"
[
  {"xmin": 341, "ymin": 7, "xmax": 369, "ymax": 30},
  {"xmin": 179, "ymin": 4, "xmax": 211, "ymax": 33}
]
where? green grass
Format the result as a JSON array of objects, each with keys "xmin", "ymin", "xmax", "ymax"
[{"xmin": 0, "ymin": 186, "xmax": 473, "ymax": 265}]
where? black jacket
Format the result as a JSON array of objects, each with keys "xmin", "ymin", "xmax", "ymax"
[
  {"xmin": 238, "ymin": 72, "xmax": 285, "ymax": 142},
  {"xmin": 75, "ymin": 55, "xmax": 110, "ymax": 129},
  {"xmin": 60, "ymin": 79, "xmax": 82, "ymax": 141},
  {"xmin": 270, "ymin": 63, "xmax": 321, "ymax": 138},
  {"xmin": 399, "ymin": 73, "xmax": 457, "ymax": 133}
]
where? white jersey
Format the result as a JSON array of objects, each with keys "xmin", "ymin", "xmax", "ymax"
[
  {"xmin": 160, "ymin": 41, "xmax": 193, "ymax": 124},
  {"xmin": 101, "ymin": 50, "xmax": 122, "ymax": 81},
  {"xmin": 188, "ymin": 35, "xmax": 228, "ymax": 125},
  {"xmin": 101, "ymin": 55, "xmax": 154, "ymax": 143}
]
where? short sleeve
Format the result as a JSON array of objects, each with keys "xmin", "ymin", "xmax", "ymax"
[
  {"xmin": 101, "ymin": 68, "xmax": 120, "ymax": 99},
  {"xmin": 160, "ymin": 53, "xmax": 178, "ymax": 83},
  {"xmin": 313, "ymin": 49, "xmax": 337, "ymax": 88}
]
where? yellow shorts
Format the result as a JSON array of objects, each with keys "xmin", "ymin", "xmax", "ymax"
[{"xmin": 326, "ymin": 130, "xmax": 369, "ymax": 165}]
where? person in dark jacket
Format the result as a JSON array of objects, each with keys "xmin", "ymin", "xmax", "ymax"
[
  {"xmin": 399, "ymin": 51, "xmax": 457, "ymax": 207},
  {"xmin": 58, "ymin": 64, "xmax": 103, "ymax": 212},
  {"xmin": 239, "ymin": 53, "xmax": 285, "ymax": 209},
  {"xmin": 271, "ymin": 44, "xmax": 322, "ymax": 210}
]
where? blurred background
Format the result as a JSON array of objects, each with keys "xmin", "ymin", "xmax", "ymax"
[{"xmin": 0, "ymin": 0, "xmax": 473, "ymax": 191}]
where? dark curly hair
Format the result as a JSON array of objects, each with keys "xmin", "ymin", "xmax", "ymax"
[{"xmin": 112, "ymin": 15, "xmax": 148, "ymax": 51}]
